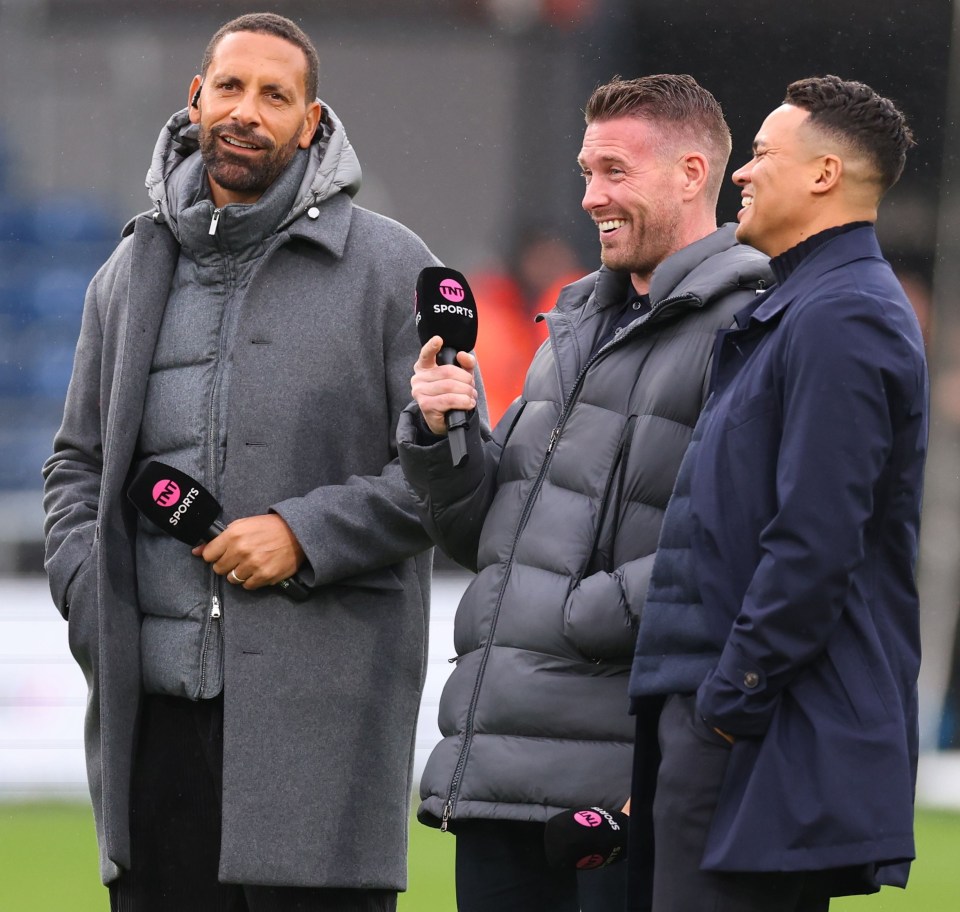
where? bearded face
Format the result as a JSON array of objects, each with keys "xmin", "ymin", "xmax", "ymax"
[{"xmin": 198, "ymin": 119, "xmax": 305, "ymax": 200}]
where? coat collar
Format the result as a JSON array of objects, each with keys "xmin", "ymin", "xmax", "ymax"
[{"xmin": 741, "ymin": 225, "xmax": 884, "ymax": 328}]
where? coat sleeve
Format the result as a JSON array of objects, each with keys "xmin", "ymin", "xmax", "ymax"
[
  {"xmin": 396, "ymin": 396, "xmax": 512, "ymax": 573},
  {"xmin": 696, "ymin": 292, "xmax": 927, "ymax": 737},
  {"xmin": 269, "ymin": 270, "xmax": 437, "ymax": 588},
  {"xmin": 42, "ymin": 271, "xmax": 106, "ymax": 619},
  {"xmin": 269, "ymin": 242, "xmax": 491, "ymax": 588}
]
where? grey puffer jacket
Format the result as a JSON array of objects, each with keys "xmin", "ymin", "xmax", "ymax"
[{"xmin": 397, "ymin": 225, "xmax": 770, "ymax": 828}]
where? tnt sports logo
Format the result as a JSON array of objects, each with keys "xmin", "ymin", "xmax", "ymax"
[
  {"xmin": 439, "ymin": 278, "xmax": 465, "ymax": 302},
  {"xmin": 151, "ymin": 482, "xmax": 202, "ymax": 526},
  {"xmin": 152, "ymin": 479, "xmax": 180, "ymax": 507},
  {"xmin": 573, "ymin": 810, "xmax": 604, "ymax": 828},
  {"xmin": 574, "ymin": 807, "xmax": 620, "ymax": 831}
]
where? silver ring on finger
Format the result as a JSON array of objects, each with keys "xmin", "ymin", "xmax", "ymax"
[{"xmin": 229, "ymin": 569, "xmax": 247, "ymax": 584}]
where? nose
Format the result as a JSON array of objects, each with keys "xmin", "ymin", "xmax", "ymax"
[
  {"xmin": 731, "ymin": 161, "xmax": 751, "ymax": 188},
  {"xmin": 581, "ymin": 178, "xmax": 607, "ymax": 212},
  {"xmin": 229, "ymin": 89, "xmax": 262, "ymax": 125}
]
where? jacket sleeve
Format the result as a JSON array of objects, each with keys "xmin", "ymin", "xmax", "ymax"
[
  {"xmin": 269, "ymin": 264, "xmax": 452, "ymax": 589},
  {"xmin": 696, "ymin": 292, "xmax": 927, "ymax": 737},
  {"xmin": 42, "ymin": 273, "xmax": 105, "ymax": 619},
  {"xmin": 396, "ymin": 396, "xmax": 511, "ymax": 572},
  {"xmin": 563, "ymin": 554, "xmax": 654, "ymax": 660}
]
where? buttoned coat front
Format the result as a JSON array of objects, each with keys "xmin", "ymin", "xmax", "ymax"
[{"xmin": 42, "ymin": 104, "xmax": 437, "ymax": 888}]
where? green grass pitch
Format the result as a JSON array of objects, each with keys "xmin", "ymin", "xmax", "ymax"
[{"xmin": 0, "ymin": 803, "xmax": 954, "ymax": 910}]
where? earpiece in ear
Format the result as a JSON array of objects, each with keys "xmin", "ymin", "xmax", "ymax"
[{"xmin": 191, "ymin": 85, "xmax": 202, "ymax": 109}]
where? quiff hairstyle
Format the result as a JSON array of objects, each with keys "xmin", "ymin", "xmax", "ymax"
[
  {"xmin": 201, "ymin": 12, "xmax": 320, "ymax": 102},
  {"xmin": 784, "ymin": 75, "xmax": 914, "ymax": 196},
  {"xmin": 585, "ymin": 74, "xmax": 733, "ymax": 203}
]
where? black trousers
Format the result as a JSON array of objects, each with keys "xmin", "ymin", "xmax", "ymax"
[
  {"xmin": 453, "ymin": 818, "xmax": 628, "ymax": 912},
  {"xmin": 640, "ymin": 694, "xmax": 830, "ymax": 912},
  {"xmin": 109, "ymin": 694, "xmax": 396, "ymax": 912}
]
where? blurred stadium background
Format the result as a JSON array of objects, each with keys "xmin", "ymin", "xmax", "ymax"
[{"xmin": 2, "ymin": 0, "xmax": 959, "ymax": 903}]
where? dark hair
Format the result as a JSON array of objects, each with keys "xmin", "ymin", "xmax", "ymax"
[
  {"xmin": 585, "ymin": 74, "xmax": 732, "ymax": 200},
  {"xmin": 201, "ymin": 12, "xmax": 319, "ymax": 102},
  {"xmin": 784, "ymin": 75, "xmax": 914, "ymax": 195}
]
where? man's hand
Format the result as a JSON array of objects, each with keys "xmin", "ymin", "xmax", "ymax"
[
  {"xmin": 411, "ymin": 336, "xmax": 478, "ymax": 436},
  {"xmin": 192, "ymin": 514, "xmax": 305, "ymax": 590}
]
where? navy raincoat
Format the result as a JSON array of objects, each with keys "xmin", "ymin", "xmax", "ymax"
[{"xmin": 632, "ymin": 225, "xmax": 928, "ymax": 889}]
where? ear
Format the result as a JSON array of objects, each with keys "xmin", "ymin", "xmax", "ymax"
[
  {"xmin": 811, "ymin": 153, "xmax": 843, "ymax": 195},
  {"xmin": 187, "ymin": 75, "xmax": 203, "ymax": 124},
  {"xmin": 677, "ymin": 151, "xmax": 709, "ymax": 201},
  {"xmin": 298, "ymin": 101, "xmax": 323, "ymax": 149}
]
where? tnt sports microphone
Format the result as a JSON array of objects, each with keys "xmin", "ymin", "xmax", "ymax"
[
  {"xmin": 127, "ymin": 460, "xmax": 311, "ymax": 602},
  {"xmin": 415, "ymin": 266, "xmax": 479, "ymax": 467},
  {"xmin": 544, "ymin": 806, "xmax": 629, "ymax": 870}
]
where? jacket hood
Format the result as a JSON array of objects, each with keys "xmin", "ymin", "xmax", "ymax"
[{"xmin": 144, "ymin": 99, "xmax": 362, "ymax": 230}]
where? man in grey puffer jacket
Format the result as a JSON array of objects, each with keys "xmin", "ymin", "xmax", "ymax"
[
  {"xmin": 397, "ymin": 75, "xmax": 771, "ymax": 912},
  {"xmin": 43, "ymin": 13, "xmax": 437, "ymax": 912}
]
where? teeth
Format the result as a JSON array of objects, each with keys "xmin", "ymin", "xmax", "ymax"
[
  {"xmin": 598, "ymin": 219, "xmax": 626, "ymax": 232},
  {"xmin": 223, "ymin": 136, "xmax": 258, "ymax": 149},
  {"xmin": 742, "ymin": 197, "xmax": 753, "ymax": 208}
]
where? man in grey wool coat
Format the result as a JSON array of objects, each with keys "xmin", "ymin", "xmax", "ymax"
[{"xmin": 42, "ymin": 12, "xmax": 440, "ymax": 912}]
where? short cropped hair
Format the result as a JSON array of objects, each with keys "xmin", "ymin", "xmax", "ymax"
[
  {"xmin": 784, "ymin": 75, "xmax": 914, "ymax": 195},
  {"xmin": 201, "ymin": 12, "xmax": 320, "ymax": 102},
  {"xmin": 585, "ymin": 74, "xmax": 733, "ymax": 201}
]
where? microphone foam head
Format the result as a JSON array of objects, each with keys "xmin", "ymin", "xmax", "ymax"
[
  {"xmin": 415, "ymin": 266, "xmax": 478, "ymax": 352},
  {"xmin": 544, "ymin": 806, "xmax": 629, "ymax": 870},
  {"xmin": 127, "ymin": 461, "xmax": 222, "ymax": 546}
]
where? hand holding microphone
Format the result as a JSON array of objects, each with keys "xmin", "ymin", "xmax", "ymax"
[
  {"xmin": 413, "ymin": 267, "xmax": 479, "ymax": 466},
  {"xmin": 127, "ymin": 461, "xmax": 311, "ymax": 601}
]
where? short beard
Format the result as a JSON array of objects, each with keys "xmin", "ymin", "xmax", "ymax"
[
  {"xmin": 199, "ymin": 121, "xmax": 304, "ymax": 198},
  {"xmin": 600, "ymin": 202, "xmax": 683, "ymax": 279}
]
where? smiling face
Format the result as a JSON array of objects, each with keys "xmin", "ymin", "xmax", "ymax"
[
  {"xmin": 731, "ymin": 104, "xmax": 825, "ymax": 258},
  {"xmin": 578, "ymin": 116, "xmax": 687, "ymax": 291},
  {"xmin": 188, "ymin": 30, "xmax": 321, "ymax": 207}
]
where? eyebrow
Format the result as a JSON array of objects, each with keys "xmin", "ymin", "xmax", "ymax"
[
  {"xmin": 577, "ymin": 152, "xmax": 628, "ymax": 168},
  {"xmin": 214, "ymin": 74, "xmax": 294, "ymax": 95}
]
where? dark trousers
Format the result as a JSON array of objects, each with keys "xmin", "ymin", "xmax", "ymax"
[
  {"xmin": 453, "ymin": 818, "xmax": 628, "ymax": 912},
  {"xmin": 644, "ymin": 694, "xmax": 830, "ymax": 912},
  {"xmin": 109, "ymin": 694, "xmax": 396, "ymax": 912}
]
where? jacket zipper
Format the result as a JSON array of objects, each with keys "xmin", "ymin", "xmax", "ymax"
[
  {"xmin": 440, "ymin": 314, "xmax": 664, "ymax": 829},
  {"xmin": 198, "ymin": 222, "xmax": 232, "ymax": 699},
  {"xmin": 198, "ymin": 589, "xmax": 221, "ymax": 697}
]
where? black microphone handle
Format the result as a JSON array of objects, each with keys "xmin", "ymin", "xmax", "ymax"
[
  {"xmin": 437, "ymin": 345, "xmax": 472, "ymax": 467},
  {"xmin": 205, "ymin": 519, "xmax": 311, "ymax": 602}
]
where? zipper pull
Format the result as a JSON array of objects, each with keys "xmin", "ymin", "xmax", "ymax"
[
  {"xmin": 208, "ymin": 208, "xmax": 222, "ymax": 235},
  {"xmin": 547, "ymin": 426, "xmax": 560, "ymax": 453},
  {"xmin": 211, "ymin": 594, "xmax": 221, "ymax": 619},
  {"xmin": 440, "ymin": 799, "xmax": 452, "ymax": 833}
]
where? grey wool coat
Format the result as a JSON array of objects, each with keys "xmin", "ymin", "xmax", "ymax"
[
  {"xmin": 42, "ymin": 102, "xmax": 437, "ymax": 888},
  {"xmin": 397, "ymin": 226, "xmax": 771, "ymax": 830}
]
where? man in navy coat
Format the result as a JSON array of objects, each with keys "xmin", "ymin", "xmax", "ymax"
[{"xmin": 628, "ymin": 75, "xmax": 928, "ymax": 911}]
